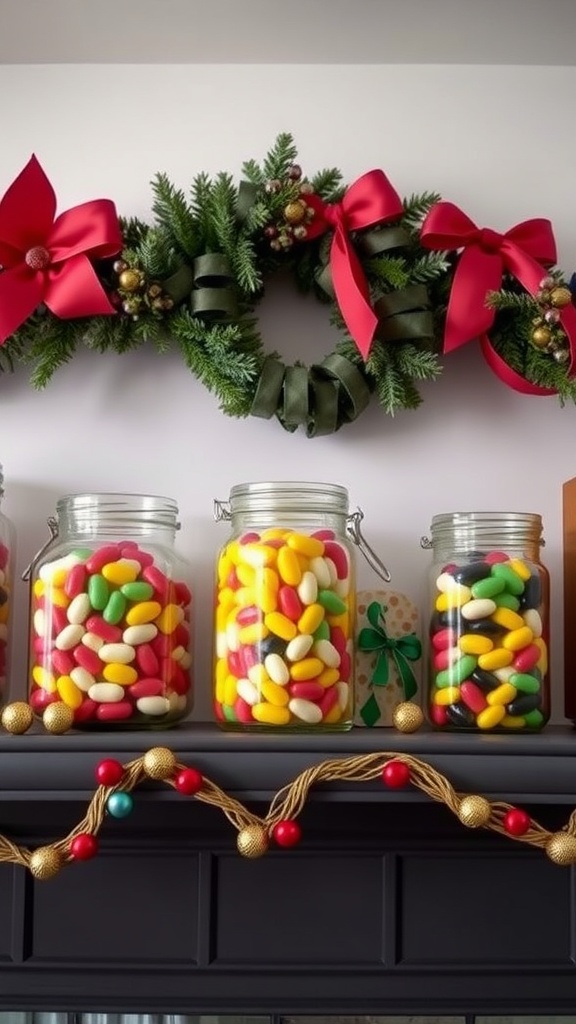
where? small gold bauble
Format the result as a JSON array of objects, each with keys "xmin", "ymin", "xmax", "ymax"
[
  {"xmin": 545, "ymin": 831, "xmax": 576, "ymax": 865},
  {"xmin": 29, "ymin": 845, "xmax": 63, "ymax": 880},
  {"xmin": 118, "ymin": 268, "xmax": 143, "ymax": 293},
  {"xmin": 550, "ymin": 286, "xmax": 572, "ymax": 308},
  {"xmin": 531, "ymin": 325, "xmax": 553, "ymax": 348},
  {"xmin": 393, "ymin": 702, "xmax": 424, "ymax": 734},
  {"xmin": 1, "ymin": 701, "xmax": 34, "ymax": 734},
  {"xmin": 237, "ymin": 823, "xmax": 269, "ymax": 858},
  {"xmin": 458, "ymin": 794, "xmax": 492, "ymax": 828},
  {"xmin": 143, "ymin": 746, "xmax": 177, "ymax": 779},
  {"xmin": 283, "ymin": 200, "xmax": 307, "ymax": 225},
  {"xmin": 42, "ymin": 702, "xmax": 74, "ymax": 734}
]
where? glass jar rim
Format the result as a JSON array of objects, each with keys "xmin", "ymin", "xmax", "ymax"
[
  {"xmin": 56, "ymin": 492, "xmax": 179, "ymax": 529},
  {"xmin": 228, "ymin": 480, "xmax": 350, "ymax": 515},
  {"xmin": 428, "ymin": 510, "xmax": 544, "ymax": 546}
]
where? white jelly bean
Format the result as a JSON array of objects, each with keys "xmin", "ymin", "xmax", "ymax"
[
  {"xmin": 337, "ymin": 680, "xmax": 350, "ymax": 711},
  {"xmin": 216, "ymin": 631, "xmax": 228, "ymax": 659},
  {"xmin": 70, "ymin": 666, "xmax": 95, "ymax": 692},
  {"xmin": 236, "ymin": 678, "xmax": 259, "ymax": 705},
  {"xmin": 313, "ymin": 638, "xmax": 341, "ymax": 668},
  {"xmin": 285, "ymin": 634, "xmax": 314, "ymax": 661},
  {"xmin": 39, "ymin": 553, "xmax": 83, "ymax": 583},
  {"xmin": 309, "ymin": 556, "xmax": 331, "ymax": 589},
  {"xmin": 136, "ymin": 696, "xmax": 170, "ymax": 716},
  {"xmin": 179, "ymin": 651, "xmax": 192, "ymax": 670},
  {"xmin": 335, "ymin": 576, "xmax": 350, "ymax": 599},
  {"xmin": 494, "ymin": 665, "xmax": 516, "ymax": 682},
  {"xmin": 67, "ymin": 593, "xmax": 91, "ymax": 625},
  {"xmin": 88, "ymin": 682, "xmax": 125, "ymax": 703},
  {"xmin": 264, "ymin": 653, "xmax": 290, "ymax": 685},
  {"xmin": 98, "ymin": 643, "xmax": 136, "ymax": 664},
  {"xmin": 226, "ymin": 621, "xmax": 240, "ymax": 652},
  {"xmin": 33, "ymin": 608, "xmax": 46, "ymax": 636},
  {"xmin": 297, "ymin": 571, "xmax": 318, "ymax": 605},
  {"xmin": 288, "ymin": 697, "xmax": 323, "ymax": 724},
  {"xmin": 55, "ymin": 623, "xmax": 85, "ymax": 650},
  {"xmin": 523, "ymin": 608, "xmax": 543, "ymax": 638},
  {"xmin": 461, "ymin": 598, "xmax": 497, "ymax": 620},
  {"xmin": 325, "ymin": 558, "xmax": 338, "ymax": 586},
  {"xmin": 82, "ymin": 631, "xmax": 104, "ymax": 652},
  {"xmin": 122, "ymin": 624, "xmax": 158, "ymax": 646}
]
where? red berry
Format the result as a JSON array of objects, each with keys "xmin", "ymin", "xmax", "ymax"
[
  {"xmin": 272, "ymin": 819, "xmax": 302, "ymax": 847},
  {"xmin": 70, "ymin": 833, "xmax": 99, "ymax": 860},
  {"xmin": 503, "ymin": 807, "xmax": 531, "ymax": 836},
  {"xmin": 95, "ymin": 758, "xmax": 125, "ymax": 787},
  {"xmin": 382, "ymin": 760, "xmax": 411, "ymax": 788},
  {"xmin": 174, "ymin": 767, "xmax": 203, "ymax": 795}
]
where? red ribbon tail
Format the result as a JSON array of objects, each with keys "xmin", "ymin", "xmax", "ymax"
[
  {"xmin": 44, "ymin": 255, "xmax": 116, "ymax": 319},
  {"xmin": 444, "ymin": 247, "xmax": 502, "ymax": 353},
  {"xmin": 331, "ymin": 228, "xmax": 377, "ymax": 361},
  {"xmin": 0, "ymin": 266, "xmax": 44, "ymax": 344},
  {"xmin": 480, "ymin": 335, "xmax": 556, "ymax": 396}
]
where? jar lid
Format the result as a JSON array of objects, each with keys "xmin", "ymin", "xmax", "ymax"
[
  {"xmin": 429, "ymin": 511, "xmax": 544, "ymax": 546},
  {"xmin": 56, "ymin": 492, "xmax": 179, "ymax": 528},
  {"xmin": 228, "ymin": 480, "xmax": 349, "ymax": 515}
]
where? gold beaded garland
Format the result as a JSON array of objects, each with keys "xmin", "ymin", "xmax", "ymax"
[
  {"xmin": 393, "ymin": 702, "xmax": 424, "ymax": 734},
  {"xmin": 29, "ymin": 846, "xmax": 63, "ymax": 880},
  {"xmin": 458, "ymin": 795, "xmax": 492, "ymax": 828},
  {"xmin": 42, "ymin": 702, "xmax": 74, "ymax": 734},
  {"xmin": 1, "ymin": 702, "xmax": 34, "ymax": 735},
  {"xmin": 143, "ymin": 746, "xmax": 177, "ymax": 779},
  {"xmin": 237, "ymin": 824, "xmax": 269, "ymax": 858}
]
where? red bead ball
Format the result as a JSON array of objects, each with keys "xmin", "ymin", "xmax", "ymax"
[
  {"xmin": 70, "ymin": 833, "xmax": 99, "ymax": 861},
  {"xmin": 382, "ymin": 760, "xmax": 411, "ymax": 788},
  {"xmin": 174, "ymin": 767, "xmax": 203, "ymax": 795},
  {"xmin": 503, "ymin": 807, "xmax": 531, "ymax": 836},
  {"xmin": 272, "ymin": 819, "xmax": 302, "ymax": 847},
  {"xmin": 95, "ymin": 758, "xmax": 125, "ymax": 787}
]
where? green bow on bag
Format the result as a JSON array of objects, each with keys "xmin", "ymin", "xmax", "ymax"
[{"xmin": 357, "ymin": 600, "xmax": 422, "ymax": 726}]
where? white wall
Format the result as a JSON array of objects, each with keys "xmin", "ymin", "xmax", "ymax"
[{"xmin": 0, "ymin": 63, "xmax": 575, "ymax": 722}]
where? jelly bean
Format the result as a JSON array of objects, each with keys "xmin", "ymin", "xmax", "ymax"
[
  {"xmin": 103, "ymin": 664, "xmax": 138, "ymax": 686},
  {"xmin": 339, "ymin": 650, "xmax": 352, "ymax": 682},
  {"xmin": 431, "ymin": 627, "xmax": 457, "ymax": 651},
  {"xmin": 237, "ymin": 605, "xmax": 261, "ymax": 627},
  {"xmin": 82, "ymin": 631, "xmax": 105, "ymax": 653},
  {"xmin": 85, "ymin": 615, "xmax": 122, "ymax": 641},
  {"xmin": 52, "ymin": 649, "xmax": 75, "ymax": 676},
  {"xmin": 523, "ymin": 709, "xmax": 544, "ymax": 728},
  {"xmin": 103, "ymin": 590, "xmax": 127, "ymax": 625},
  {"xmin": 502, "ymin": 626, "xmax": 534, "ymax": 651},
  {"xmin": 430, "ymin": 702, "xmax": 449, "ymax": 726},
  {"xmin": 471, "ymin": 576, "xmax": 505, "ymax": 600},
  {"xmin": 313, "ymin": 639, "xmax": 340, "ymax": 668},
  {"xmin": 73, "ymin": 644, "xmax": 102, "ymax": 675},
  {"xmin": 507, "ymin": 558, "xmax": 531, "ymax": 581},
  {"xmin": 70, "ymin": 666, "xmax": 95, "ymax": 692},
  {"xmin": 486, "ymin": 682, "xmax": 517, "ymax": 706},
  {"xmin": 136, "ymin": 696, "xmax": 171, "ymax": 716},
  {"xmin": 309, "ymin": 556, "xmax": 331, "ymax": 589},
  {"xmin": 433, "ymin": 685, "xmax": 461, "ymax": 705},
  {"xmin": 500, "ymin": 714, "xmax": 526, "ymax": 729},
  {"xmin": 251, "ymin": 703, "xmax": 291, "ymax": 726},
  {"xmin": 435, "ymin": 655, "xmax": 477, "ymax": 688},
  {"xmin": 311, "ymin": 529, "xmax": 335, "ymax": 541},
  {"xmin": 523, "ymin": 608, "xmax": 543, "ymax": 638},
  {"xmin": 289, "ymin": 681, "xmax": 324, "ymax": 701},
  {"xmin": 277, "ymin": 547, "xmax": 303, "ymax": 586},
  {"xmin": 264, "ymin": 612, "xmax": 297, "ymax": 641},
  {"xmin": 122, "ymin": 624, "xmax": 157, "ymax": 646},
  {"xmin": 264, "ymin": 653, "xmax": 290, "ymax": 685},
  {"xmin": 317, "ymin": 667, "xmax": 340, "ymax": 688},
  {"xmin": 289, "ymin": 697, "xmax": 323, "ymax": 724},
  {"xmin": 452, "ymin": 561, "xmax": 490, "ymax": 586},
  {"xmin": 519, "ymin": 575, "xmax": 542, "ymax": 609},
  {"xmin": 278, "ymin": 586, "xmax": 303, "ymax": 621},
  {"xmin": 260, "ymin": 679, "xmax": 290, "ymax": 707},
  {"xmin": 476, "ymin": 705, "xmax": 506, "ymax": 729},
  {"xmin": 290, "ymin": 657, "xmax": 324, "ymax": 681},
  {"xmin": 507, "ymin": 693, "xmax": 542, "ymax": 715},
  {"xmin": 461, "ymin": 598, "xmax": 497, "ymax": 620},
  {"xmin": 88, "ymin": 682, "xmax": 125, "ymax": 703},
  {"xmin": 125, "ymin": 601, "xmax": 162, "ymax": 626},
  {"xmin": 510, "ymin": 671, "xmax": 541, "ymax": 694},
  {"xmin": 67, "ymin": 593, "xmax": 91, "ymax": 625},
  {"xmin": 433, "ymin": 646, "xmax": 461, "ymax": 671},
  {"xmin": 57, "ymin": 675, "xmax": 84, "ymax": 709},
  {"xmin": 258, "ymin": 634, "xmax": 288, "ymax": 659},
  {"xmin": 88, "ymin": 574, "xmax": 109, "ymax": 611},
  {"xmin": 477, "ymin": 648, "xmax": 513, "ymax": 670},
  {"xmin": 96, "ymin": 700, "xmax": 134, "ymax": 721},
  {"xmin": 155, "ymin": 603, "xmax": 184, "ymax": 634},
  {"xmin": 492, "ymin": 592, "xmax": 521, "ymax": 611},
  {"xmin": 459, "ymin": 634, "xmax": 493, "ymax": 656},
  {"xmin": 64, "ymin": 563, "xmax": 87, "ymax": 599},
  {"xmin": 445, "ymin": 703, "xmax": 476, "ymax": 727},
  {"xmin": 98, "ymin": 642, "xmax": 135, "ymax": 664},
  {"xmin": 234, "ymin": 696, "xmax": 254, "ymax": 724},
  {"xmin": 484, "ymin": 550, "xmax": 510, "ymax": 564},
  {"xmin": 464, "ymin": 617, "xmax": 505, "ymax": 636},
  {"xmin": 297, "ymin": 604, "xmax": 325, "ymax": 635},
  {"xmin": 120, "ymin": 580, "xmax": 155, "ymax": 601},
  {"xmin": 136, "ymin": 643, "xmax": 160, "ymax": 676},
  {"xmin": 460, "ymin": 681, "xmax": 488, "ymax": 714},
  {"xmin": 491, "ymin": 563, "xmax": 525, "ymax": 595},
  {"xmin": 73, "ymin": 697, "xmax": 99, "ymax": 722},
  {"xmin": 323, "ymin": 541, "xmax": 349, "ymax": 579},
  {"xmin": 85, "ymin": 545, "xmax": 122, "ymax": 574},
  {"xmin": 55, "ymin": 624, "xmax": 85, "ymax": 651}
]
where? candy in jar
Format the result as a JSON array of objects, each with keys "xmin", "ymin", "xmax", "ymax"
[
  {"xmin": 27, "ymin": 493, "xmax": 193, "ymax": 728},
  {"xmin": 422, "ymin": 512, "xmax": 550, "ymax": 732},
  {"xmin": 213, "ymin": 481, "xmax": 356, "ymax": 731},
  {"xmin": 0, "ymin": 464, "xmax": 16, "ymax": 707}
]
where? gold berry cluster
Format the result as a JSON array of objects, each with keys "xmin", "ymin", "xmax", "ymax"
[
  {"xmin": 262, "ymin": 163, "xmax": 317, "ymax": 253},
  {"xmin": 112, "ymin": 260, "xmax": 175, "ymax": 320},
  {"xmin": 531, "ymin": 275, "xmax": 573, "ymax": 363}
]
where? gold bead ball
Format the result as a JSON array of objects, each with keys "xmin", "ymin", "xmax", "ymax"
[
  {"xmin": 550, "ymin": 286, "xmax": 573, "ymax": 308},
  {"xmin": 1, "ymin": 701, "xmax": 34, "ymax": 734},
  {"xmin": 236, "ymin": 824, "xmax": 269, "ymax": 859},
  {"xmin": 143, "ymin": 746, "xmax": 177, "ymax": 779},
  {"xmin": 42, "ymin": 702, "xmax": 74, "ymax": 734},
  {"xmin": 458, "ymin": 794, "xmax": 492, "ymax": 828},
  {"xmin": 118, "ymin": 268, "xmax": 143, "ymax": 293},
  {"xmin": 283, "ymin": 200, "xmax": 307, "ymax": 225},
  {"xmin": 531, "ymin": 325, "xmax": 553, "ymax": 348},
  {"xmin": 545, "ymin": 831, "xmax": 576, "ymax": 866},
  {"xmin": 29, "ymin": 845, "xmax": 63, "ymax": 880},
  {"xmin": 393, "ymin": 702, "xmax": 424, "ymax": 734}
]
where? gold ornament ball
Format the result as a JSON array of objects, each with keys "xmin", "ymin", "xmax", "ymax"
[
  {"xmin": 458, "ymin": 794, "xmax": 492, "ymax": 828},
  {"xmin": 531, "ymin": 325, "xmax": 552, "ymax": 348},
  {"xmin": 118, "ymin": 268, "xmax": 143, "ymax": 293},
  {"xmin": 545, "ymin": 831, "xmax": 576, "ymax": 865},
  {"xmin": 42, "ymin": 702, "xmax": 74, "ymax": 734},
  {"xmin": 1, "ymin": 701, "xmax": 34, "ymax": 734},
  {"xmin": 550, "ymin": 286, "xmax": 573, "ymax": 308},
  {"xmin": 29, "ymin": 845, "xmax": 63, "ymax": 880},
  {"xmin": 283, "ymin": 200, "xmax": 306, "ymax": 225},
  {"xmin": 393, "ymin": 702, "xmax": 424, "ymax": 734},
  {"xmin": 143, "ymin": 746, "xmax": 177, "ymax": 779},
  {"xmin": 237, "ymin": 823, "xmax": 269, "ymax": 859}
]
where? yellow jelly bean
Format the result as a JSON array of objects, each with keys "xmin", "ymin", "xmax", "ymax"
[
  {"xmin": 459, "ymin": 634, "xmax": 493, "ymax": 656},
  {"xmin": 326, "ymin": 611, "xmax": 350, "ymax": 635},
  {"xmin": 50, "ymin": 568, "xmax": 68, "ymax": 588},
  {"xmin": 234, "ymin": 586, "xmax": 257, "ymax": 608},
  {"xmin": 248, "ymin": 664, "xmax": 271, "ymax": 688},
  {"xmin": 216, "ymin": 604, "xmax": 230, "ymax": 632},
  {"xmin": 478, "ymin": 648, "xmax": 513, "ymax": 670},
  {"xmin": 155, "ymin": 603, "xmax": 184, "ymax": 635},
  {"xmin": 47, "ymin": 586, "xmax": 70, "ymax": 608},
  {"xmin": 534, "ymin": 636, "xmax": 548, "ymax": 673},
  {"xmin": 103, "ymin": 663, "xmax": 139, "ymax": 686},
  {"xmin": 32, "ymin": 665, "xmax": 56, "ymax": 692},
  {"xmin": 324, "ymin": 703, "xmax": 344, "ymax": 724},
  {"xmin": 264, "ymin": 611, "xmax": 297, "ymax": 641},
  {"xmin": 287, "ymin": 533, "xmax": 325, "ymax": 558},
  {"xmin": 491, "ymin": 607, "xmax": 525, "ymax": 631},
  {"xmin": 236, "ymin": 562, "xmax": 256, "ymax": 587},
  {"xmin": 433, "ymin": 686, "xmax": 461, "ymax": 705},
  {"xmin": 216, "ymin": 586, "xmax": 236, "ymax": 612},
  {"xmin": 506, "ymin": 558, "xmax": 532, "ymax": 581},
  {"xmin": 239, "ymin": 543, "xmax": 277, "ymax": 568},
  {"xmin": 317, "ymin": 667, "xmax": 340, "ymax": 688},
  {"xmin": 290, "ymin": 657, "xmax": 324, "ymax": 681},
  {"xmin": 476, "ymin": 705, "xmax": 506, "ymax": 729},
  {"xmin": 254, "ymin": 567, "xmax": 279, "ymax": 613},
  {"xmin": 502, "ymin": 625, "xmax": 534, "ymax": 651},
  {"xmin": 298, "ymin": 603, "xmax": 325, "ymax": 635},
  {"xmin": 239, "ymin": 622, "xmax": 269, "ymax": 645},
  {"xmin": 435, "ymin": 585, "xmax": 472, "ymax": 611},
  {"xmin": 217, "ymin": 551, "xmax": 233, "ymax": 584},
  {"xmin": 102, "ymin": 560, "xmax": 139, "ymax": 586},
  {"xmin": 125, "ymin": 601, "xmax": 163, "ymax": 626},
  {"xmin": 56, "ymin": 674, "xmax": 83, "ymax": 709},
  {"xmin": 277, "ymin": 546, "xmax": 302, "ymax": 586},
  {"xmin": 501, "ymin": 714, "xmax": 526, "ymax": 729},
  {"xmin": 260, "ymin": 679, "xmax": 290, "ymax": 707},
  {"xmin": 252, "ymin": 703, "xmax": 291, "ymax": 726},
  {"xmin": 224, "ymin": 674, "xmax": 238, "ymax": 706},
  {"xmin": 33, "ymin": 579, "xmax": 45, "ymax": 599},
  {"xmin": 225, "ymin": 541, "xmax": 241, "ymax": 566},
  {"xmin": 486, "ymin": 682, "xmax": 517, "ymax": 706}
]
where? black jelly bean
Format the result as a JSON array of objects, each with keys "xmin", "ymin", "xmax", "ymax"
[
  {"xmin": 0, "ymin": 587, "xmax": 6, "ymax": 607},
  {"xmin": 257, "ymin": 635, "xmax": 287, "ymax": 659},
  {"xmin": 464, "ymin": 617, "xmax": 504, "ymax": 637},
  {"xmin": 471, "ymin": 667, "xmax": 500, "ymax": 692},
  {"xmin": 452, "ymin": 561, "xmax": 490, "ymax": 586},
  {"xmin": 445, "ymin": 702, "xmax": 476, "ymax": 727},
  {"xmin": 519, "ymin": 574, "xmax": 542, "ymax": 611},
  {"xmin": 507, "ymin": 693, "xmax": 542, "ymax": 715},
  {"xmin": 437, "ymin": 608, "xmax": 466, "ymax": 629}
]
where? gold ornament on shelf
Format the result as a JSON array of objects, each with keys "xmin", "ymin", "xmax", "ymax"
[
  {"xmin": 42, "ymin": 702, "xmax": 74, "ymax": 734},
  {"xmin": 1, "ymin": 701, "xmax": 34, "ymax": 735},
  {"xmin": 393, "ymin": 702, "xmax": 424, "ymax": 734},
  {"xmin": 143, "ymin": 746, "xmax": 177, "ymax": 779},
  {"xmin": 29, "ymin": 846, "xmax": 63, "ymax": 880},
  {"xmin": 237, "ymin": 824, "xmax": 269, "ymax": 859},
  {"xmin": 545, "ymin": 832, "xmax": 576, "ymax": 866},
  {"xmin": 458, "ymin": 794, "xmax": 492, "ymax": 828}
]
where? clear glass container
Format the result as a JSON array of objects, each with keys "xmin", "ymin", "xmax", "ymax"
[
  {"xmin": 0, "ymin": 464, "xmax": 16, "ymax": 708},
  {"xmin": 422, "ymin": 511, "xmax": 550, "ymax": 732},
  {"xmin": 27, "ymin": 493, "xmax": 193, "ymax": 729},
  {"xmin": 213, "ymin": 481, "xmax": 356, "ymax": 731}
]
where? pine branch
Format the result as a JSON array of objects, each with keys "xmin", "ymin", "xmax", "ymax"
[
  {"xmin": 241, "ymin": 158, "xmax": 266, "ymax": 187},
  {"xmin": 366, "ymin": 255, "xmax": 411, "ymax": 290},
  {"xmin": 310, "ymin": 168, "xmax": 344, "ymax": 201},
  {"xmin": 82, "ymin": 315, "xmax": 136, "ymax": 353},
  {"xmin": 23, "ymin": 319, "xmax": 81, "ymax": 389},
  {"xmin": 136, "ymin": 227, "xmax": 180, "ymax": 278},
  {"xmin": 171, "ymin": 310, "xmax": 262, "ymax": 416},
  {"xmin": 119, "ymin": 217, "xmax": 150, "ymax": 249},
  {"xmin": 402, "ymin": 192, "xmax": 442, "ymax": 230},
  {"xmin": 262, "ymin": 133, "xmax": 299, "ymax": 182},
  {"xmin": 151, "ymin": 172, "xmax": 199, "ymax": 258},
  {"xmin": 232, "ymin": 236, "xmax": 262, "ymax": 295},
  {"xmin": 486, "ymin": 289, "xmax": 537, "ymax": 312},
  {"xmin": 410, "ymin": 251, "xmax": 451, "ymax": 284}
]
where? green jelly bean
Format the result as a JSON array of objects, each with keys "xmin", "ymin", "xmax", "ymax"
[
  {"xmin": 471, "ymin": 576, "xmax": 506, "ymax": 600},
  {"xmin": 222, "ymin": 703, "xmax": 237, "ymax": 723},
  {"xmin": 491, "ymin": 563, "xmax": 525, "ymax": 596},
  {"xmin": 317, "ymin": 589, "xmax": 347, "ymax": 614},
  {"xmin": 71, "ymin": 548, "xmax": 94, "ymax": 561},
  {"xmin": 435, "ymin": 654, "xmax": 477, "ymax": 688},
  {"xmin": 313, "ymin": 620, "xmax": 331, "ymax": 641},
  {"xmin": 523, "ymin": 708, "xmax": 545, "ymax": 728},
  {"xmin": 103, "ymin": 590, "xmax": 127, "ymax": 625},
  {"xmin": 510, "ymin": 672, "xmax": 541, "ymax": 694},
  {"xmin": 88, "ymin": 573, "xmax": 109, "ymax": 611},
  {"xmin": 121, "ymin": 581, "xmax": 154, "ymax": 601},
  {"xmin": 492, "ymin": 591, "xmax": 520, "ymax": 611}
]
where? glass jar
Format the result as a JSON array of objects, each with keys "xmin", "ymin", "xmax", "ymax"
[
  {"xmin": 213, "ymin": 481, "xmax": 356, "ymax": 731},
  {"xmin": 0, "ymin": 464, "xmax": 16, "ymax": 708},
  {"xmin": 422, "ymin": 511, "xmax": 549, "ymax": 732},
  {"xmin": 26, "ymin": 493, "xmax": 193, "ymax": 729}
]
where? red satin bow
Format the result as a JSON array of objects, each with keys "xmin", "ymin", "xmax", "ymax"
[
  {"xmin": 305, "ymin": 170, "xmax": 404, "ymax": 360},
  {"xmin": 0, "ymin": 155, "xmax": 123, "ymax": 344},
  {"xmin": 420, "ymin": 201, "xmax": 576, "ymax": 394}
]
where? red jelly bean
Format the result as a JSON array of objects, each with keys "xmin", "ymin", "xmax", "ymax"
[
  {"xmin": 142, "ymin": 565, "xmax": 171, "ymax": 598},
  {"xmin": 136, "ymin": 643, "xmax": 159, "ymax": 676},
  {"xmin": 64, "ymin": 563, "xmax": 87, "ymax": 599},
  {"xmin": 319, "ymin": 685, "xmax": 339, "ymax": 717},
  {"xmin": 236, "ymin": 605, "xmax": 260, "ymax": 626},
  {"xmin": 96, "ymin": 701, "xmax": 134, "ymax": 721},
  {"xmin": 85, "ymin": 544, "xmax": 122, "ymax": 574},
  {"xmin": 311, "ymin": 529, "xmax": 335, "ymax": 541},
  {"xmin": 213, "ymin": 699, "xmax": 225, "ymax": 722},
  {"xmin": 29, "ymin": 688, "xmax": 59, "ymax": 711},
  {"xmin": 51, "ymin": 606, "xmax": 68, "ymax": 636},
  {"xmin": 33, "ymin": 636, "xmax": 49, "ymax": 655},
  {"xmin": 239, "ymin": 645, "xmax": 258, "ymax": 674},
  {"xmin": 85, "ymin": 615, "xmax": 122, "ymax": 642},
  {"xmin": 289, "ymin": 681, "xmax": 324, "ymax": 701},
  {"xmin": 239, "ymin": 532, "xmax": 260, "ymax": 544},
  {"xmin": 121, "ymin": 544, "xmax": 154, "ymax": 568},
  {"xmin": 513, "ymin": 644, "xmax": 541, "ymax": 672},
  {"xmin": 430, "ymin": 703, "xmax": 449, "ymax": 726},
  {"xmin": 129, "ymin": 677, "xmax": 163, "ymax": 699},
  {"xmin": 227, "ymin": 651, "xmax": 244, "ymax": 678},
  {"xmin": 234, "ymin": 696, "xmax": 253, "ymax": 723},
  {"xmin": 431, "ymin": 627, "xmax": 456, "ymax": 651},
  {"xmin": 52, "ymin": 649, "xmax": 75, "ymax": 675},
  {"xmin": 339, "ymin": 650, "xmax": 351, "ymax": 682},
  {"xmin": 484, "ymin": 550, "xmax": 510, "ymax": 564},
  {"xmin": 151, "ymin": 633, "xmax": 172, "ymax": 658},
  {"xmin": 171, "ymin": 662, "xmax": 190, "ymax": 695},
  {"xmin": 460, "ymin": 681, "xmax": 488, "ymax": 714},
  {"xmin": 73, "ymin": 644, "xmax": 102, "ymax": 675},
  {"xmin": 226, "ymin": 568, "xmax": 240, "ymax": 590},
  {"xmin": 433, "ymin": 648, "xmax": 458, "ymax": 671},
  {"xmin": 73, "ymin": 698, "xmax": 99, "ymax": 723},
  {"xmin": 323, "ymin": 540, "xmax": 349, "ymax": 579},
  {"xmin": 174, "ymin": 581, "xmax": 192, "ymax": 606},
  {"xmin": 278, "ymin": 585, "xmax": 302, "ymax": 621}
]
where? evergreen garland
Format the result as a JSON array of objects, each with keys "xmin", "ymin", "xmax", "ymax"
[{"xmin": 1, "ymin": 134, "xmax": 575, "ymax": 435}]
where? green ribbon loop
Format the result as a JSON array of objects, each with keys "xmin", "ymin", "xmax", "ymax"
[
  {"xmin": 357, "ymin": 601, "xmax": 422, "ymax": 723},
  {"xmin": 374, "ymin": 284, "xmax": 434, "ymax": 344},
  {"xmin": 250, "ymin": 357, "xmax": 286, "ymax": 419},
  {"xmin": 283, "ymin": 365, "xmax": 310, "ymax": 428},
  {"xmin": 314, "ymin": 353, "xmax": 371, "ymax": 422},
  {"xmin": 358, "ymin": 224, "xmax": 411, "ymax": 256},
  {"xmin": 160, "ymin": 265, "xmax": 194, "ymax": 305},
  {"xmin": 190, "ymin": 253, "xmax": 238, "ymax": 321}
]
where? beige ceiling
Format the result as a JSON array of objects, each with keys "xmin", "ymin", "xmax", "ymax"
[{"xmin": 1, "ymin": 0, "xmax": 575, "ymax": 64}]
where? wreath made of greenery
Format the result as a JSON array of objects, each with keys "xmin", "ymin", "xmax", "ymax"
[{"xmin": 1, "ymin": 132, "xmax": 575, "ymax": 437}]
